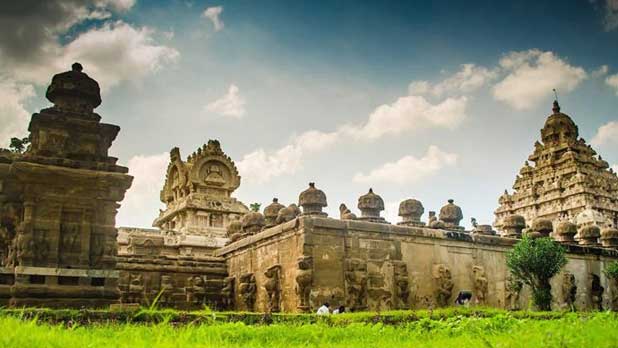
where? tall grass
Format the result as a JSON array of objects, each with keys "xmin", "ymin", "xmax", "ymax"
[{"xmin": 1, "ymin": 311, "xmax": 617, "ymax": 348}]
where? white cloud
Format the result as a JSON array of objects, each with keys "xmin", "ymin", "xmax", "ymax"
[
  {"xmin": 592, "ymin": 65, "xmax": 609, "ymax": 78},
  {"xmin": 0, "ymin": 78, "xmax": 35, "ymax": 142},
  {"xmin": 117, "ymin": 152, "xmax": 168, "ymax": 227},
  {"xmin": 205, "ymin": 84, "xmax": 246, "ymax": 118},
  {"xmin": 353, "ymin": 145, "xmax": 457, "ymax": 184},
  {"xmin": 237, "ymin": 130, "xmax": 338, "ymax": 184},
  {"xmin": 591, "ymin": 121, "xmax": 618, "ymax": 147},
  {"xmin": 606, "ymin": 73, "xmax": 618, "ymax": 96},
  {"xmin": 202, "ymin": 6, "xmax": 224, "ymax": 31},
  {"xmin": 612, "ymin": 164, "xmax": 618, "ymax": 173},
  {"xmin": 409, "ymin": 64, "xmax": 496, "ymax": 96},
  {"xmin": 347, "ymin": 95, "xmax": 467, "ymax": 140},
  {"xmin": 492, "ymin": 50, "xmax": 587, "ymax": 110}
]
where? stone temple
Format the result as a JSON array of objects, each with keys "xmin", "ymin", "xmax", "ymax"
[{"xmin": 2, "ymin": 64, "xmax": 618, "ymax": 311}]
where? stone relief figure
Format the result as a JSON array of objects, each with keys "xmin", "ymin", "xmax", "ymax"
[
  {"xmin": 185, "ymin": 275, "xmax": 206, "ymax": 305},
  {"xmin": 473, "ymin": 266, "xmax": 488, "ymax": 305},
  {"xmin": 238, "ymin": 273, "xmax": 257, "ymax": 311},
  {"xmin": 339, "ymin": 204, "xmax": 357, "ymax": 220},
  {"xmin": 609, "ymin": 277, "xmax": 618, "ymax": 311},
  {"xmin": 204, "ymin": 164, "xmax": 226, "ymax": 186},
  {"xmin": 561, "ymin": 272, "xmax": 577, "ymax": 311},
  {"xmin": 295, "ymin": 256, "xmax": 313, "ymax": 311},
  {"xmin": 428, "ymin": 211, "xmax": 445, "ymax": 229},
  {"xmin": 160, "ymin": 275, "xmax": 174, "ymax": 305},
  {"xmin": 345, "ymin": 258, "xmax": 368, "ymax": 310},
  {"xmin": 433, "ymin": 264, "xmax": 454, "ymax": 307},
  {"xmin": 275, "ymin": 204, "xmax": 301, "ymax": 224},
  {"xmin": 505, "ymin": 275, "xmax": 523, "ymax": 310},
  {"xmin": 263, "ymin": 264, "xmax": 282, "ymax": 312},
  {"xmin": 590, "ymin": 274, "xmax": 604, "ymax": 311},
  {"xmin": 221, "ymin": 276, "xmax": 235, "ymax": 310},
  {"xmin": 127, "ymin": 273, "xmax": 144, "ymax": 304},
  {"xmin": 393, "ymin": 262, "xmax": 410, "ymax": 309}
]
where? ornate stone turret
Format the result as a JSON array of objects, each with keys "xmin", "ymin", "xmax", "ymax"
[
  {"xmin": 397, "ymin": 199, "xmax": 425, "ymax": 227},
  {"xmin": 601, "ymin": 227, "xmax": 618, "ymax": 248},
  {"xmin": 494, "ymin": 101, "xmax": 618, "ymax": 233},
  {"xmin": 578, "ymin": 225, "xmax": 601, "ymax": 246},
  {"xmin": 554, "ymin": 221, "xmax": 577, "ymax": 243},
  {"xmin": 502, "ymin": 214, "xmax": 526, "ymax": 238},
  {"xmin": 299, "ymin": 183, "xmax": 327, "ymax": 217},
  {"xmin": 529, "ymin": 218, "xmax": 553, "ymax": 238},
  {"xmin": 357, "ymin": 188, "xmax": 387, "ymax": 223},
  {"xmin": 438, "ymin": 199, "xmax": 464, "ymax": 231},
  {"xmin": 241, "ymin": 206, "xmax": 265, "ymax": 235},
  {"xmin": 153, "ymin": 140, "xmax": 249, "ymax": 249},
  {"xmin": 0, "ymin": 63, "xmax": 133, "ymax": 307},
  {"xmin": 264, "ymin": 198, "xmax": 285, "ymax": 228}
]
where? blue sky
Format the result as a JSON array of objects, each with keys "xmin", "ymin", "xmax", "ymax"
[{"xmin": 1, "ymin": 0, "xmax": 617, "ymax": 228}]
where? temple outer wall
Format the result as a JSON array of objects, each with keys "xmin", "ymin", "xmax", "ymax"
[{"xmin": 217, "ymin": 216, "xmax": 618, "ymax": 312}]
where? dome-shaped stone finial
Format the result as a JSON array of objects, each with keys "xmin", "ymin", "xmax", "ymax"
[
  {"xmin": 529, "ymin": 218, "xmax": 553, "ymax": 238},
  {"xmin": 357, "ymin": 188, "xmax": 387, "ymax": 223},
  {"xmin": 298, "ymin": 182, "xmax": 327, "ymax": 217},
  {"xmin": 501, "ymin": 214, "xmax": 526, "ymax": 238},
  {"xmin": 46, "ymin": 63, "xmax": 102, "ymax": 114},
  {"xmin": 397, "ymin": 198, "xmax": 424, "ymax": 227},
  {"xmin": 438, "ymin": 199, "xmax": 464, "ymax": 231},
  {"xmin": 601, "ymin": 227, "xmax": 618, "ymax": 248},
  {"xmin": 554, "ymin": 221, "xmax": 577, "ymax": 244},
  {"xmin": 264, "ymin": 198, "xmax": 285, "ymax": 227},
  {"xmin": 578, "ymin": 225, "xmax": 601, "ymax": 246},
  {"xmin": 241, "ymin": 210, "xmax": 265, "ymax": 235}
]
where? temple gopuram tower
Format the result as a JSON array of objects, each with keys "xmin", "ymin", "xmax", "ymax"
[
  {"xmin": 152, "ymin": 140, "xmax": 249, "ymax": 250},
  {"xmin": 495, "ymin": 101, "xmax": 618, "ymax": 232},
  {"xmin": 0, "ymin": 63, "xmax": 133, "ymax": 307}
]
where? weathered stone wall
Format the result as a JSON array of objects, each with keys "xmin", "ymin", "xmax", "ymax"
[{"xmin": 217, "ymin": 216, "xmax": 618, "ymax": 312}]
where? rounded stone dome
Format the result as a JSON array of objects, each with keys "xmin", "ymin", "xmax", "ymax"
[
  {"xmin": 531, "ymin": 218, "xmax": 553, "ymax": 235},
  {"xmin": 398, "ymin": 199, "xmax": 424, "ymax": 220},
  {"xmin": 554, "ymin": 221, "xmax": 577, "ymax": 236},
  {"xmin": 226, "ymin": 218, "xmax": 243, "ymax": 237},
  {"xmin": 439, "ymin": 199, "xmax": 463, "ymax": 225},
  {"xmin": 541, "ymin": 101, "xmax": 578, "ymax": 145},
  {"xmin": 298, "ymin": 182, "xmax": 327, "ymax": 208},
  {"xmin": 579, "ymin": 225, "xmax": 601, "ymax": 239},
  {"xmin": 241, "ymin": 211, "xmax": 265, "ymax": 230},
  {"xmin": 503, "ymin": 214, "xmax": 526, "ymax": 228},
  {"xmin": 601, "ymin": 227, "xmax": 618, "ymax": 240},
  {"xmin": 264, "ymin": 198, "xmax": 285, "ymax": 219},
  {"xmin": 46, "ymin": 62, "xmax": 102, "ymax": 111},
  {"xmin": 358, "ymin": 188, "xmax": 385, "ymax": 212}
]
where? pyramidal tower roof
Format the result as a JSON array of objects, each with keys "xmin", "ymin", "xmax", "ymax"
[{"xmin": 494, "ymin": 100, "xmax": 618, "ymax": 232}]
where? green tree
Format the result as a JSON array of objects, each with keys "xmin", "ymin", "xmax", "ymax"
[
  {"xmin": 8, "ymin": 137, "xmax": 29, "ymax": 153},
  {"xmin": 249, "ymin": 203, "xmax": 261, "ymax": 212},
  {"xmin": 506, "ymin": 236, "xmax": 567, "ymax": 311},
  {"xmin": 604, "ymin": 261, "xmax": 618, "ymax": 281}
]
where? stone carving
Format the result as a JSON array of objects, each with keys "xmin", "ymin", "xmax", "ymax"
[
  {"xmin": 345, "ymin": 258, "xmax": 368, "ymax": 310},
  {"xmin": 472, "ymin": 266, "xmax": 488, "ymax": 305},
  {"xmin": 339, "ymin": 204, "xmax": 357, "ymax": 220},
  {"xmin": 241, "ymin": 208, "xmax": 265, "ymax": 236},
  {"xmin": 438, "ymin": 199, "xmax": 464, "ymax": 231},
  {"xmin": 397, "ymin": 199, "xmax": 425, "ymax": 227},
  {"xmin": 127, "ymin": 273, "xmax": 144, "ymax": 303},
  {"xmin": 160, "ymin": 275, "xmax": 174, "ymax": 305},
  {"xmin": 298, "ymin": 183, "xmax": 327, "ymax": 216},
  {"xmin": 226, "ymin": 216, "xmax": 243, "ymax": 244},
  {"xmin": 530, "ymin": 218, "xmax": 553, "ymax": 238},
  {"xmin": 433, "ymin": 264, "xmax": 453, "ymax": 307},
  {"xmin": 554, "ymin": 221, "xmax": 577, "ymax": 243},
  {"xmin": 221, "ymin": 276, "xmax": 235, "ymax": 310},
  {"xmin": 263, "ymin": 264, "xmax": 282, "ymax": 312},
  {"xmin": 505, "ymin": 275, "xmax": 523, "ymax": 310},
  {"xmin": 295, "ymin": 256, "xmax": 313, "ymax": 311},
  {"xmin": 495, "ymin": 100, "xmax": 618, "ymax": 233},
  {"xmin": 590, "ymin": 273, "xmax": 604, "ymax": 310},
  {"xmin": 601, "ymin": 227, "xmax": 618, "ymax": 248},
  {"xmin": 579, "ymin": 225, "xmax": 601, "ymax": 246},
  {"xmin": 238, "ymin": 273, "xmax": 257, "ymax": 311},
  {"xmin": 428, "ymin": 211, "xmax": 445, "ymax": 229},
  {"xmin": 264, "ymin": 198, "xmax": 285, "ymax": 228},
  {"xmin": 276, "ymin": 204, "xmax": 301, "ymax": 224},
  {"xmin": 501, "ymin": 215, "xmax": 526, "ymax": 238},
  {"xmin": 185, "ymin": 275, "xmax": 206, "ymax": 305},
  {"xmin": 357, "ymin": 188, "xmax": 387, "ymax": 223},
  {"xmin": 393, "ymin": 262, "xmax": 410, "ymax": 309},
  {"xmin": 561, "ymin": 272, "xmax": 577, "ymax": 310}
]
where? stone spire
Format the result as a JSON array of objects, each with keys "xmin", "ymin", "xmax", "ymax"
[
  {"xmin": 357, "ymin": 188, "xmax": 387, "ymax": 223},
  {"xmin": 299, "ymin": 182, "xmax": 327, "ymax": 217}
]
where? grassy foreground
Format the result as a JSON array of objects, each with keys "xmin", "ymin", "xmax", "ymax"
[{"xmin": 1, "ymin": 311, "xmax": 618, "ymax": 348}]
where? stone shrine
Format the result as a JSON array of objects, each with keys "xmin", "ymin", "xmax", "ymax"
[{"xmin": 0, "ymin": 63, "xmax": 133, "ymax": 307}]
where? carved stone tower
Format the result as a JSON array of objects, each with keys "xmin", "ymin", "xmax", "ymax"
[
  {"xmin": 0, "ymin": 63, "xmax": 133, "ymax": 307},
  {"xmin": 494, "ymin": 101, "xmax": 618, "ymax": 232},
  {"xmin": 152, "ymin": 140, "xmax": 249, "ymax": 249}
]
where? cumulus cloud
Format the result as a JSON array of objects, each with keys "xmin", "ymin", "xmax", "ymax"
[
  {"xmin": 409, "ymin": 64, "xmax": 496, "ymax": 96},
  {"xmin": 347, "ymin": 96, "xmax": 467, "ymax": 140},
  {"xmin": 237, "ymin": 130, "xmax": 338, "ymax": 184},
  {"xmin": 492, "ymin": 50, "xmax": 587, "ymax": 110},
  {"xmin": 606, "ymin": 73, "xmax": 618, "ymax": 95},
  {"xmin": 352, "ymin": 145, "xmax": 457, "ymax": 184},
  {"xmin": 205, "ymin": 84, "xmax": 246, "ymax": 118},
  {"xmin": 592, "ymin": 65, "xmax": 609, "ymax": 78},
  {"xmin": 591, "ymin": 121, "xmax": 618, "ymax": 147},
  {"xmin": 202, "ymin": 6, "xmax": 224, "ymax": 31},
  {"xmin": 0, "ymin": 78, "xmax": 35, "ymax": 142},
  {"xmin": 116, "ymin": 152, "xmax": 168, "ymax": 227}
]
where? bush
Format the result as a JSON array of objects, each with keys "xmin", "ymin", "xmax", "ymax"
[
  {"xmin": 604, "ymin": 261, "xmax": 618, "ymax": 281},
  {"xmin": 506, "ymin": 236, "xmax": 567, "ymax": 311}
]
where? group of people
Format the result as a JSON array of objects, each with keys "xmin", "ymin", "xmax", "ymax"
[{"xmin": 316, "ymin": 303, "xmax": 346, "ymax": 315}]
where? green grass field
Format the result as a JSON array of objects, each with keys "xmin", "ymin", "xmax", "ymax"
[{"xmin": 0, "ymin": 309, "xmax": 617, "ymax": 348}]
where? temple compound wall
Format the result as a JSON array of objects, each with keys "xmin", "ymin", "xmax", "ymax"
[{"xmin": 217, "ymin": 215, "xmax": 618, "ymax": 313}]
